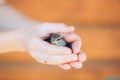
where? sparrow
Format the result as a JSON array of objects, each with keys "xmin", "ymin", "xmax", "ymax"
[
  {"xmin": 44, "ymin": 34, "xmax": 71, "ymax": 48},
  {"xmin": 50, "ymin": 34, "xmax": 66, "ymax": 46}
]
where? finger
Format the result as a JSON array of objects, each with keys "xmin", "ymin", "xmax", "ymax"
[
  {"xmin": 37, "ymin": 23, "xmax": 75, "ymax": 34},
  {"xmin": 28, "ymin": 38, "xmax": 72, "ymax": 55},
  {"xmin": 70, "ymin": 61, "xmax": 83, "ymax": 69},
  {"xmin": 29, "ymin": 50, "xmax": 78, "ymax": 65},
  {"xmin": 59, "ymin": 63, "xmax": 71, "ymax": 70},
  {"xmin": 46, "ymin": 54, "xmax": 78, "ymax": 65},
  {"xmin": 72, "ymin": 40, "xmax": 81, "ymax": 53},
  {"xmin": 62, "ymin": 33, "xmax": 82, "ymax": 53},
  {"xmin": 78, "ymin": 52, "xmax": 87, "ymax": 62}
]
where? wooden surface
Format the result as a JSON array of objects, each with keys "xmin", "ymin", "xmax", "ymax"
[
  {"xmin": 0, "ymin": 0, "xmax": 120, "ymax": 80},
  {"xmin": 7, "ymin": 0, "xmax": 120, "ymax": 25}
]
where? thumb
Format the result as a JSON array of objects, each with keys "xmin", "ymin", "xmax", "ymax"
[
  {"xmin": 28, "ymin": 38, "xmax": 72, "ymax": 55},
  {"xmin": 37, "ymin": 23, "xmax": 75, "ymax": 34}
]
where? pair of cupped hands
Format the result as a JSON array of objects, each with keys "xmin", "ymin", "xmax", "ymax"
[{"xmin": 18, "ymin": 22, "xmax": 86, "ymax": 70}]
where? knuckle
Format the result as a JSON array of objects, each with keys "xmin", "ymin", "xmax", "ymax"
[{"xmin": 47, "ymin": 56, "xmax": 63, "ymax": 65}]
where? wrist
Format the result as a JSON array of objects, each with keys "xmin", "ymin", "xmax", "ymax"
[
  {"xmin": 0, "ymin": 30, "xmax": 26, "ymax": 53},
  {"xmin": 12, "ymin": 30, "xmax": 26, "ymax": 52}
]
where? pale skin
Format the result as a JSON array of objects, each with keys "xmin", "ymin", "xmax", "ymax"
[{"xmin": 0, "ymin": 0, "xmax": 86, "ymax": 70}]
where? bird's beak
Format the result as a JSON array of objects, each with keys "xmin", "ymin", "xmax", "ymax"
[{"xmin": 51, "ymin": 41, "xmax": 56, "ymax": 45}]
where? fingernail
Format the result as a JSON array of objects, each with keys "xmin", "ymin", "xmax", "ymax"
[
  {"xmin": 79, "ymin": 53, "xmax": 87, "ymax": 62},
  {"xmin": 65, "ymin": 50, "xmax": 71, "ymax": 54},
  {"xmin": 71, "ymin": 62, "xmax": 83, "ymax": 69},
  {"xmin": 62, "ymin": 64, "xmax": 71, "ymax": 70},
  {"xmin": 59, "ymin": 64, "xmax": 71, "ymax": 70},
  {"xmin": 69, "ymin": 26, "xmax": 75, "ymax": 30},
  {"xmin": 72, "ymin": 55, "xmax": 78, "ymax": 61},
  {"xmin": 75, "ymin": 48, "xmax": 80, "ymax": 53}
]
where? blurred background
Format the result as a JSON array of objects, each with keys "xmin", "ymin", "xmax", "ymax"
[{"xmin": 0, "ymin": 0, "xmax": 120, "ymax": 80}]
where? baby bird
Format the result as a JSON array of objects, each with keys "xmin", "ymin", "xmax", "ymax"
[{"xmin": 50, "ymin": 34, "xmax": 67, "ymax": 46}]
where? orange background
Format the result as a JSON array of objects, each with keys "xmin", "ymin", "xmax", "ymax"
[{"xmin": 0, "ymin": 0, "xmax": 120, "ymax": 80}]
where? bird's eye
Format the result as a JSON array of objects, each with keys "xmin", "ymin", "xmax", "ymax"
[{"xmin": 57, "ymin": 38, "xmax": 60, "ymax": 41}]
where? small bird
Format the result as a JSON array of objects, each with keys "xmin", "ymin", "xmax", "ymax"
[
  {"xmin": 44, "ymin": 34, "xmax": 71, "ymax": 48},
  {"xmin": 50, "ymin": 34, "xmax": 67, "ymax": 46}
]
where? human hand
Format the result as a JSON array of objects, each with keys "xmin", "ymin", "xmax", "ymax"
[
  {"xmin": 47, "ymin": 33, "xmax": 86, "ymax": 69},
  {"xmin": 17, "ymin": 22, "xmax": 79, "ymax": 65},
  {"xmin": 58, "ymin": 33, "xmax": 87, "ymax": 70}
]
